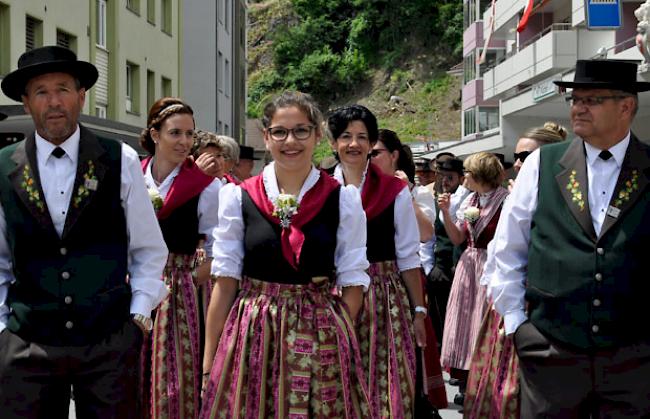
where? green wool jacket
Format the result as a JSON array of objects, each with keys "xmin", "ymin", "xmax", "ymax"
[
  {"xmin": 0, "ymin": 127, "xmax": 130, "ymax": 346},
  {"xmin": 527, "ymin": 135, "xmax": 650, "ymax": 350}
]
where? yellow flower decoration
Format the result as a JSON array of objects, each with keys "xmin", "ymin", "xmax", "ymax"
[
  {"xmin": 613, "ymin": 170, "xmax": 639, "ymax": 208},
  {"xmin": 566, "ymin": 170, "xmax": 585, "ymax": 212},
  {"xmin": 21, "ymin": 165, "xmax": 45, "ymax": 212}
]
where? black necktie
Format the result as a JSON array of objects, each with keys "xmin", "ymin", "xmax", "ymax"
[
  {"xmin": 51, "ymin": 147, "xmax": 65, "ymax": 158},
  {"xmin": 599, "ymin": 150, "xmax": 612, "ymax": 161}
]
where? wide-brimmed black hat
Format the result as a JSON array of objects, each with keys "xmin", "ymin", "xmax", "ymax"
[
  {"xmin": 493, "ymin": 153, "xmax": 513, "ymax": 170},
  {"xmin": 554, "ymin": 60, "xmax": 650, "ymax": 93},
  {"xmin": 436, "ymin": 158, "xmax": 464, "ymax": 174},
  {"xmin": 239, "ymin": 145, "xmax": 260, "ymax": 161},
  {"xmin": 1, "ymin": 46, "xmax": 98, "ymax": 102}
]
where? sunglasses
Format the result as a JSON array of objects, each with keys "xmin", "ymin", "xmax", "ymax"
[{"xmin": 513, "ymin": 151, "xmax": 531, "ymax": 163}]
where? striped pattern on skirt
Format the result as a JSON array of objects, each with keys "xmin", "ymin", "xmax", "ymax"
[
  {"xmin": 358, "ymin": 260, "xmax": 416, "ymax": 419},
  {"xmin": 151, "ymin": 253, "xmax": 202, "ymax": 419},
  {"xmin": 464, "ymin": 308, "xmax": 520, "ymax": 419},
  {"xmin": 440, "ymin": 247, "xmax": 489, "ymax": 370},
  {"xmin": 200, "ymin": 277, "xmax": 371, "ymax": 419}
]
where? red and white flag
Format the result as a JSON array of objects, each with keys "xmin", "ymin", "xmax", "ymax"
[
  {"xmin": 477, "ymin": 0, "xmax": 497, "ymax": 64},
  {"xmin": 517, "ymin": 0, "xmax": 535, "ymax": 32}
]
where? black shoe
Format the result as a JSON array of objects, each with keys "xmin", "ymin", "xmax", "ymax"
[
  {"xmin": 448, "ymin": 378, "xmax": 461, "ymax": 386},
  {"xmin": 453, "ymin": 392, "xmax": 465, "ymax": 406}
]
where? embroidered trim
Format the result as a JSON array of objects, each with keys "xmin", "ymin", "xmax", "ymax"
[
  {"xmin": 613, "ymin": 169, "xmax": 640, "ymax": 207},
  {"xmin": 567, "ymin": 170, "xmax": 585, "ymax": 212},
  {"xmin": 72, "ymin": 160, "xmax": 97, "ymax": 208},
  {"xmin": 21, "ymin": 165, "xmax": 45, "ymax": 212}
]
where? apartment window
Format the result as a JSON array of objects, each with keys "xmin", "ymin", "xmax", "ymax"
[
  {"xmin": 161, "ymin": 0, "xmax": 172, "ymax": 34},
  {"xmin": 126, "ymin": 62, "xmax": 140, "ymax": 114},
  {"xmin": 161, "ymin": 76, "xmax": 172, "ymax": 97},
  {"xmin": 97, "ymin": 0, "xmax": 107, "ymax": 48},
  {"xmin": 56, "ymin": 30, "xmax": 77, "ymax": 53},
  {"xmin": 463, "ymin": 0, "xmax": 476, "ymax": 29},
  {"xmin": 225, "ymin": 59, "xmax": 231, "ymax": 97},
  {"xmin": 463, "ymin": 52, "xmax": 476, "ymax": 85},
  {"xmin": 0, "ymin": 3, "xmax": 10, "ymax": 76},
  {"xmin": 126, "ymin": 0, "xmax": 140, "ymax": 15},
  {"xmin": 478, "ymin": 49, "xmax": 505, "ymax": 76},
  {"xmin": 147, "ymin": 70, "xmax": 155, "ymax": 108},
  {"xmin": 478, "ymin": 107, "xmax": 499, "ymax": 132},
  {"xmin": 218, "ymin": 51, "xmax": 224, "ymax": 93},
  {"xmin": 463, "ymin": 108, "xmax": 477, "ymax": 137},
  {"xmin": 147, "ymin": 0, "xmax": 155, "ymax": 24},
  {"xmin": 95, "ymin": 105, "xmax": 107, "ymax": 118},
  {"xmin": 26, "ymin": 16, "xmax": 43, "ymax": 51}
]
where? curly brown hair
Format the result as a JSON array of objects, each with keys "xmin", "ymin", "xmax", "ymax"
[{"xmin": 139, "ymin": 97, "xmax": 194, "ymax": 155}]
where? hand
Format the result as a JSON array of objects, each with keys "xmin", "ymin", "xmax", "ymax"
[
  {"xmin": 195, "ymin": 153, "xmax": 222, "ymax": 177},
  {"xmin": 508, "ymin": 178, "xmax": 516, "ymax": 193},
  {"xmin": 437, "ymin": 192, "xmax": 451, "ymax": 213},
  {"xmin": 413, "ymin": 313, "xmax": 427, "ymax": 348}
]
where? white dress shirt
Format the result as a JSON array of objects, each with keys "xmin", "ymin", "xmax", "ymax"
[
  {"xmin": 212, "ymin": 163, "xmax": 371, "ymax": 289},
  {"xmin": 333, "ymin": 164, "xmax": 422, "ymax": 272},
  {"xmin": 0, "ymin": 126, "xmax": 169, "ymax": 332},
  {"xmin": 143, "ymin": 158, "xmax": 221, "ymax": 257},
  {"xmin": 488, "ymin": 133, "xmax": 630, "ymax": 335}
]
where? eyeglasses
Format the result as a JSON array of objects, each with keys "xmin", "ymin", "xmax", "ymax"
[
  {"xmin": 267, "ymin": 125, "xmax": 315, "ymax": 142},
  {"xmin": 564, "ymin": 95, "xmax": 630, "ymax": 107},
  {"xmin": 370, "ymin": 148, "xmax": 389, "ymax": 158},
  {"xmin": 513, "ymin": 151, "xmax": 531, "ymax": 163}
]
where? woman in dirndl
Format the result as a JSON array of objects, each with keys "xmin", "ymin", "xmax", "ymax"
[
  {"xmin": 438, "ymin": 152, "xmax": 509, "ymax": 406},
  {"xmin": 200, "ymin": 91, "xmax": 371, "ymax": 419},
  {"xmin": 140, "ymin": 97, "xmax": 221, "ymax": 418},
  {"xmin": 464, "ymin": 123, "xmax": 567, "ymax": 419},
  {"xmin": 327, "ymin": 106, "xmax": 428, "ymax": 418}
]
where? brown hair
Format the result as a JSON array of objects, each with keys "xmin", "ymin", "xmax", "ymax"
[
  {"xmin": 521, "ymin": 121, "xmax": 568, "ymax": 146},
  {"xmin": 139, "ymin": 97, "xmax": 194, "ymax": 155},
  {"xmin": 463, "ymin": 152, "xmax": 504, "ymax": 188},
  {"xmin": 261, "ymin": 91, "xmax": 323, "ymax": 135},
  {"xmin": 192, "ymin": 129, "xmax": 221, "ymax": 158}
]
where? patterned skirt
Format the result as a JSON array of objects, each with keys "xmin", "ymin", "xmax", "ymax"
[
  {"xmin": 200, "ymin": 277, "xmax": 371, "ymax": 419},
  {"xmin": 464, "ymin": 308, "xmax": 519, "ymax": 419},
  {"xmin": 358, "ymin": 260, "xmax": 417, "ymax": 419},
  {"xmin": 151, "ymin": 253, "xmax": 202, "ymax": 419},
  {"xmin": 440, "ymin": 247, "xmax": 489, "ymax": 370}
]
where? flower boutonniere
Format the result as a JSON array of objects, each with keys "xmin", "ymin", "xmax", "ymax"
[
  {"xmin": 148, "ymin": 187, "xmax": 164, "ymax": 212},
  {"xmin": 72, "ymin": 160, "xmax": 98, "ymax": 208},
  {"xmin": 567, "ymin": 170, "xmax": 585, "ymax": 212},
  {"xmin": 21, "ymin": 165, "xmax": 45, "ymax": 212},
  {"xmin": 273, "ymin": 194, "xmax": 299, "ymax": 229},
  {"xmin": 464, "ymin": 206, "xmax": 480, "ymax": 224},
  {"xmin": 613, "ymin": 170, "xmax": 640, "ymax": 207}
]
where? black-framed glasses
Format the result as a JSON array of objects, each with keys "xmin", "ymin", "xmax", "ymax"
[
  {"xmin": 513, "ymin": 151, "xmax": 531, "ymax": 163},
  {"xmin": 370, "ymin": 148, "xmax": 389, "ymax": 158},
  {"xmin": 564, "ymin": 95, "xmax": 629, "ymax": 107},
  {"xmin": 267, "ymin": 125, "xmax": 315, "ymax": 142}
]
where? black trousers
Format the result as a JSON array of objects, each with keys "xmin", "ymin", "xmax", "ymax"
[
  {"xmin": 426, "ymin": 265, "xmax": 453, "ymax": 344},
  {"xmin": 0, "ymin": 320, "xmax": 143, "ymax": 419},
  {"xmin": 515, "ymin": 321, "xmax": 650, "ymax": 419}
]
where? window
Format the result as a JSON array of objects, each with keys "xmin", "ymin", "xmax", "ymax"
[
  {"xmin": 25, "ymin": 16, "xmax": 43, "ymax": 51},
  {"xmin": 217, "ymin": 51, "xmax": 223, "ymax": 93},
  {"xmin": 126, "ymin": 0, "xmax": 140, "ymax": 15},
  {"xmin": 0, "ymin": 3, "xmax": 10, "ymax": 76},
  {"xmin": 97, "ymin": 0, "xmax": 107, "ymax": 48},
  {"xmin": 56, "ymin": 30, "xmax": 77, "ymax": 53},
  {"xmin": 463, "ymin": 108, "xmax": 477, "ymax": 137},
  {"xmin": 478, "ymin": 107, "xmax": 499, "ymax": 132},
  {"xmin": 147, "ymin": 70, "xmax": 155, "ymax": 108},
  {"xmin": 147, "ymin": 0, "xmax": 155, "ymax": 24},
  {"xmin": 126, "ymin": 62, "xmax": 140, "ymax": 114},
  {"xmin": 95, "ymin": 105, "xmax": 107, "ymax": 118},
  {"xmin": 463, "ymin": 52, "xmax": 476, "ymax": 85},
  {"xmin": 161, "ymin": 76, "xmax": 172, "ymax": 97},
  {"xmin": 478, "ymin": 49, "xmax": 505, "ymax": 76},
  {"xmin": 463, "ymin": 0, "xmax": 476, "ymax": 29},
  {"xmin": 161, "ymin": 0, "xmax": 172, "ymax": 34},
  {"xmin": 225, "ymin": 59, "xmax": 230, "ymax": 97}
]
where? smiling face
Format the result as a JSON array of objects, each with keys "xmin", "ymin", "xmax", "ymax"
[
  {"xmin": 333, "ymin": 120, "xmax": 372, "ymax": 170},
  {"xmin": 264, "ymin": 106, "xmax": 319, "ymax": 174},
  {"xmin": 151, "ymin": 113, "xmax": 195, "ymax": 165},
  {"xmin": 22, "ymin": 72, "xmax": 85, "ymax": 145}
]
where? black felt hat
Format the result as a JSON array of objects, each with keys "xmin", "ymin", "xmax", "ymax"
[
  {"xmin": 436, "ymin": 158, "xmax": 464, "ymax": 174},
  {"xmin": 554, "ymin": 60, "xmax": 650, "ymax": 93},
  {"xmin": 1, "ymin": 46, "xmax": 98, "ymax": 102},
  {"xmin": 493, "ymin": 153, "xmax": 513, "ymax": 170},
  {"xmin": 239, "ymin": 145, "xmax": 260, "ymax": 160}
]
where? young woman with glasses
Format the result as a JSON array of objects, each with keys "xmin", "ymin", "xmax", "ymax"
[{"xmin": 200, "ymin": 91, "xmax": 371, "ymax": 418}]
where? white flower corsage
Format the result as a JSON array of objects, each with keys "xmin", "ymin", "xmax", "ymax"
[
  {"xmin": 273, "ymin": 194, "xmax": 299, "ymax": 229},
  {"xmin": 464, "ymin": 206, "xmax": 480, "ymax": 224},
  {"xmin": 148, "ymin": 188, "xmax": 164, "ymax": 212}
]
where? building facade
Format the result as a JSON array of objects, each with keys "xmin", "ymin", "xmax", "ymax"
[{"xmin": 426, "ymin": 0, "xmax": 650, "ymax": 160}]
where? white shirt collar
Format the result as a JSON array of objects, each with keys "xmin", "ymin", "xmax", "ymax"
[
  {"xmin": 262, "ymin": 161, "xmax": 320, "ymax": 202},
  {"xmin": 584, "ymin": 131, "xmax": 630, "ymax": 168},
  {"xmin": 35, "ymin": 125, "xmax": 81, "ymax": 164},
  {"xmin": 144, "ymin": 157, "xmax": 182, "ymax": 191},
  {"xmin": 333, "ymin": 161, "xmax": 369, "ymax": 190}
]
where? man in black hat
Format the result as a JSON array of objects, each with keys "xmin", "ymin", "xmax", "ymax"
[
  {"xmin": 0, "ymin": 46, "xmax": 167, "ymax": 417},
  {"xmin": 231, "ymin": 144, "xmax": 259, "ymax": 181},
  {"xmin": 489, "ymin": 59, "xmax": 650, "ymax": 417}
]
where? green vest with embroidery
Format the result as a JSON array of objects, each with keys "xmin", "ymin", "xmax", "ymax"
[
  {"xmin": 527, "ymin": 139, "xmax": 650, "ymax": 349},
  {"xmin": 0, "ymin": 130, "xmax": 130, "ymax": 346}
]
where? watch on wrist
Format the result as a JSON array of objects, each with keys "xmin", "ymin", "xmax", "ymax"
[
  {"xmin": 414, "ymin": 305, "xmax": 428, "ymax": 316},
  {"xmin": 132, "ymin": 313, "xmax": 153, "ymax": 334}
]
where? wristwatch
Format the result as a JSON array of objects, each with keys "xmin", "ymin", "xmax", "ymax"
[
  {"xmin": 414, "ymin": 306, "xmax": 428, "ymax": 316},
  {"xmin": 132, "ymin": 313, "xmax": 153, "ymax": 334}
]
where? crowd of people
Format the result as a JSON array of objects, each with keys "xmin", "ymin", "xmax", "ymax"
[{"xmin": 0, "ymin": 45, "xmax": 649, "ymax": 419}]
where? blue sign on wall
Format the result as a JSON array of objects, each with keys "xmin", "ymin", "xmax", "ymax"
[{"xmin": 584, "ymin": 0, "xmax": 622, "ymax": 29}]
